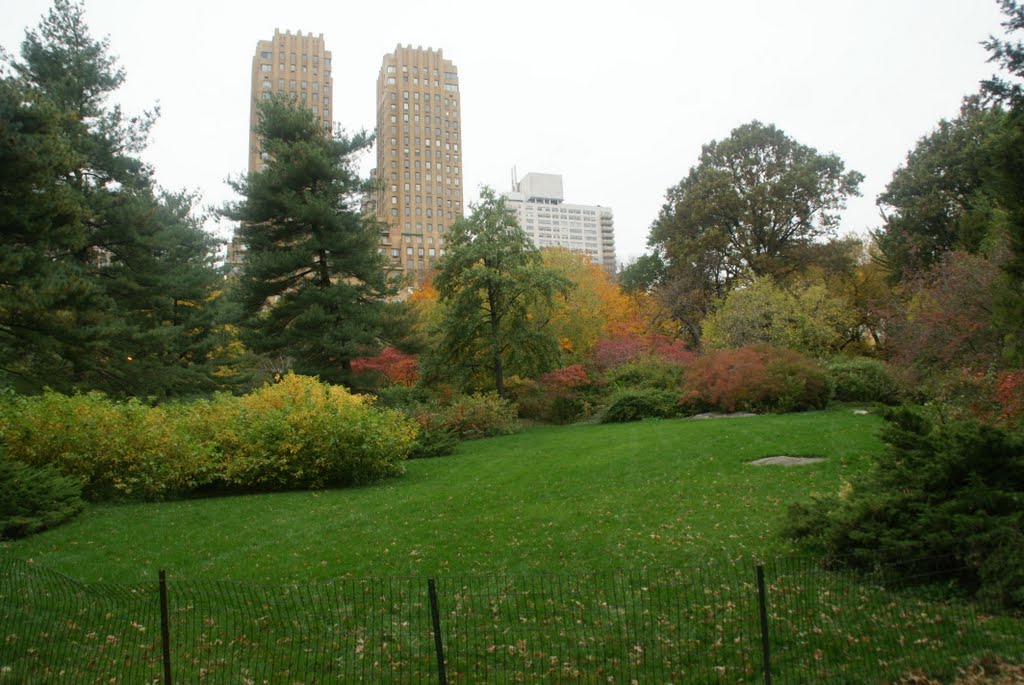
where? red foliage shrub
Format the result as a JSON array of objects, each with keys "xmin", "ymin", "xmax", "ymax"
[
  {"xmin": 995, "ymin": 370, "xmax": 1024, "ymax": 428},
  {"xmin": 681, "ymin": 345, "xmax": 830, "ymax": 414},
  {"xmin": 592, "ymin": 334, "xmax": 694, "ymax": 370},
  {"xmin": 540, "ymin": 364, "xmax": 592, "ymax": 398},
  {"xmin": 350, "ymin": 348, "xmax": 419, "ymax": 386}
]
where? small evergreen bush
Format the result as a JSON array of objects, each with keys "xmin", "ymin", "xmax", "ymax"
[
  {"xmin": 827, "ymin": 356, "xmax": 901, "ymax": 404},
  {"xmin": 783, "ymin": 408, "xmax": 1024, "ymax": 609},
  {"xmin": 1, "ymin": 455, "xmax": 84, "ymax": 539},
  {"xmin": 601, "ymin": 390, "xmax": 680, "ymax": 423}
]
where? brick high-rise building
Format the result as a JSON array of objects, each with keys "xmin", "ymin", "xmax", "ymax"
[
  {"xmin": 373, "ymin": 45, "xmax": 464, "ymax": 281},
  {"xmin": 229, "ymin": 30, "xmax": 334, "ymax": 272},
  {"xmin": 248, "ymin": 30, "xmax": 333, "ymax": 173}
]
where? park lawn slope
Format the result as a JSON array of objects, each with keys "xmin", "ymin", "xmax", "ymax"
[{"xmin": 1, "ymin": 407, "xmax": 883, "ymax": 582}]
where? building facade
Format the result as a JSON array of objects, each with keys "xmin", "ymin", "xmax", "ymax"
[
  {"xmin": 373, "ymin": 45, "xmax": 464, "ymax": 281},
  {"xmin": 248, "ymin": 30, "xmax": 333, "ymax": 173},
  {"xmin": 228, "ymin": 30, "xmax": 334, "ymax": 272},
  {"xmin": 503, "ymin": 173, "xmax": 617, "ymax": 274}
]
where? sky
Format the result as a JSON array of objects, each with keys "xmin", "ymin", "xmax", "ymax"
[{"xmin": 0, "ymin": 0, "xmax": 1011, "ymax": 266}]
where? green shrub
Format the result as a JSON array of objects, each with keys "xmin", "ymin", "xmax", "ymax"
[
  {"xmin": 408, "ymin": 428, "xmax": 459, "ymax": 459},
  {"xmin": 681, "ymin": 345, "xmax": 830, "ymax": 414},
  {"xmin": 603, "ymin": 360, "xmax": 684, "ymax": 392},
  {"xmin": 1, "ymin": 455, "xmax": 84, "ymax": 539},
  {"xmin": 601, "ymin": 390, "xmax": 680, "ymax": 423},
  {"xmin": 419, "ymin": 392, "xmax": 518, "ymax": 440},
  {"xmin": 827, "ymin": 356, "xmax": 901, "ymax": 404},
  {"xmin": 783, "ymin": 408, "xmax": 1024, "ymax": 610}
]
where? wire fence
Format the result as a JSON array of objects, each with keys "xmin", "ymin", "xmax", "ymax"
[{"xmin": 1, "ymin": 556, "xmax": 1021, "ymax": 684}]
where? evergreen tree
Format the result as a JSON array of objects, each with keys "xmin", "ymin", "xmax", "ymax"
[
  {"xmin": 428, "ymin": 188, "xmax": 572, "ymax": 396},
  {"xmin": 223, "ymin": 97, "xmax": 390, "ymax": 383},
  {"xmin": 1, "ymin": 0, "xmax": 224, "ymax": 396}
]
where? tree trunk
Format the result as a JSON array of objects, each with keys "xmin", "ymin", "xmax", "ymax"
[{"xmin": 487, "ymin": 287, "xmax": 505, "ymax": 397}]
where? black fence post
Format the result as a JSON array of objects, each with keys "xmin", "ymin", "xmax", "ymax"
[
  {"xmin": 756, "ymin": 564, "xmax": 772, "ymax": 685},
  {"xmin": 427, "ymin": 578, "xmax": 448, "ymax": 685},
  {"xmin": 159, "ymin": 569, "xmax": 173, "ymax": 685}
]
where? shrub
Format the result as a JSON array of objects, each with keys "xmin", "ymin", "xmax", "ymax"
[
  {"xmin": 592, "ymin": 334, "xmax": 696, "ymax": 370},
  {"xmin": 350, "ymin": 347, "xmax": 419, "ymax": 387},
  {"xmin": 418, "ymin": 392, "xmax": 518, "ymax": 440},
  {"xmin": 681, "ymin": 345, "xmax": 830, "ymax": 414},
  {"xmin": 0, "ymin": 391, "xmax": 207, "ymax": 500},
  {"xmin": 540, "ymin": 364, "xmax": 592, "ymax": 397},
  {"xmin": 0, "ymin": 455, "xmax": 85, "ymax": 539},
  {"xmin": 0, "ymin": 374, "xmax": 418, "ymax": 500},
  {"xmin": 601, "ymin": 389, "xmax": 680, "ymax": 423},
  {"xmin": 783, "ymin": 408, "xmax": 1024, "ymax": 610},
  {"xmin": 604, "ymin": 360, "xmax": 684, "ymax": 392},
  {"xmin": 407, "ymin": 428, "xmax": 459, "ymax": 459},
  {"xmin": 209, "ymin": 373, "xmax": 417, "ymax": 491},
  {"xmin": 827, "ymin": 356, "xmax": 901, "ymax": 404}
]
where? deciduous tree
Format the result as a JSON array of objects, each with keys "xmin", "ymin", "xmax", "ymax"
[
  {"xmin": 427, "ymin": 188, "xmax": 572, "ymax": 396},
  {"xmin": 647, "ymin": 121, "xmax": 862, "ymax": 348}
]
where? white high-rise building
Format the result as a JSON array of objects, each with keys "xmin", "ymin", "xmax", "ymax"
[{"xmin": 503, "ymin": 173, "xmax": 616, "ymax": 274}]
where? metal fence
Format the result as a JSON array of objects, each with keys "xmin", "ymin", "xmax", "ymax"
[{"xmin": 1, "ymin": 556, "xmax": 1020, "ymax": 684}]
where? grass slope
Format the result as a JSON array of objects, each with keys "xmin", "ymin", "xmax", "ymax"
[{"xmin": 1, "ymin": 407, "xmax": 881, "ymax": 583}]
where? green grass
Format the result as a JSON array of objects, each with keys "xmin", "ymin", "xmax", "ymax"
[
  {"xmin": 2, "ymin": 406, "xmax": 1021, "ymax": 683},
  {"xmin": 2, "ymin": 407, "xmax": 881, "ymax": 582}
]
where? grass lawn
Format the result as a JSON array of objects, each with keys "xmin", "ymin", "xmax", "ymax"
[
  {"xmin": 2, "ymin": 406, "xmax": 882, "ymax": 582},
  {"xmin": 4, "ymin": 406, "xmax": 1022, "ymax": 683}
]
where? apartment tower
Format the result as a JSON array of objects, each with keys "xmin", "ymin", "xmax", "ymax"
[
  {"xmin": 248, "ymin": 30, "xmax": 334, "ymax": 173},
  {"xmin": 503, "ymin": 173, "xmax": 617, "ymax": 274},
  {"xmin": 228, "ymin": 30, "xmax": 334, "ymax": 272},
  {"xmin": 374, "ymin": 45, "xmax": 464, "ymax": 280}
]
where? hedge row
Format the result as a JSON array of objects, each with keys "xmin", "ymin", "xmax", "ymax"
[
  {"xmin": 0, "ymin": 374, "xmax": 418, "ymax": 501},
  {"xmin": 504, "ymin": 347, "xmax": 904, "ymax": 424}
]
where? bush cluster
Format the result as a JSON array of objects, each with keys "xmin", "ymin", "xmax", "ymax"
[
  {"xmin": 0, "ymin": 374, "xmax": 418, "ymax": 502},
  {"xmin": 601, "ymin": 389, "xmax": 680, "ymax": 423},
  {"xmin": 783, "ymin": 408, "xmax": 1024, "ymax": 609},
  {"xmin": 415, "ymin": 392, "xmax": 519, "ymax": 440},
  {"xmin": 826, "ymin": 356, "xmax": 901, "ymax": 404},
  {"xmin": 681, "ymin": 345, "xmax": 830, "ymax": 414}
]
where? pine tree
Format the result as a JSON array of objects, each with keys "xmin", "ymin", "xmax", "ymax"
[
  {"xmin": 223, "ymin": 97, "xmax": 391, "ymax": 383},
  {"xmin": 1, "ymin": 0, "xmax": 224, "ymax": 396}
]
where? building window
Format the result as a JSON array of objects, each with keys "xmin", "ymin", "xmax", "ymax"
[
  {"xmin": 261, "ymin": 51, "xmax": 272, "ymax": 59},
  {"xmin": 261, "ymin": 64, "xmax": 272, "ymax": 72},
  {"xmin": 262, "ymin": 80, "xmax": 271, "ymax": 89}
]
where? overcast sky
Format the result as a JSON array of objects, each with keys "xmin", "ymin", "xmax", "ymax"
[{"xmin": 1, "ymin": 0, "xmax": 1010, "ymax": 265}]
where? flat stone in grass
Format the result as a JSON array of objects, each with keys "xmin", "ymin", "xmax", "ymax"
[{"xmin": 749, "ymin": 456, "xmax": 825, "ymax": 466}]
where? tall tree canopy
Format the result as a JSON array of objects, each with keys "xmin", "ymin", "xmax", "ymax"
[
  {"xmin": 649, "ymin": 121, "xmax": 863, "ymax": 282},
  {"xmin": 223, "ymin": 97, "xmax": 390, "ymax": 384},
  {"xmin": 646, "ymin": 121, "xmax": 862, "ymax": 348},
  {"xmin": 0, "ymin": 0, "xmax": 223, "ymax": 397},
  {"xmin": 873, "ymin": 101, "xmax": 1008, "ymax": 282},
  {"xmin": 427, "ymin": 188, "xmax": 572, "ymax": 396}
]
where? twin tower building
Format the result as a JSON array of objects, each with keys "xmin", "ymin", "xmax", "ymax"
[{"xmin": 242, "ymin": 30, "xmax": 616, "ymax": 281}]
